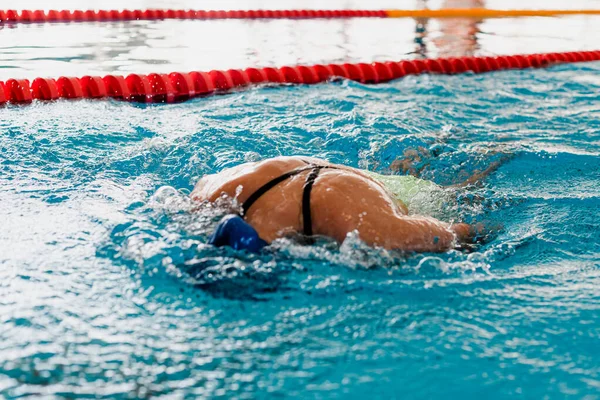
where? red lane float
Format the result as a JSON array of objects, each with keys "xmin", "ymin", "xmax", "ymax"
[
  {"xmin": 80, "ymin": 76, "xmax": 107, "ymax": 98},
  {"xmin": 103, "ymin": 75, "xmax": 130, "ymax": 100},
  {"xmin": 31, "ymin": 78, "xmax": 59, "ymax": 100},
  {"xmin": 0, "ymin": 8, "xmax": 387, "ymax": 24},
  {"xmin": 0, "ymin": 82, "xmax": 6, "ymax": 103},
  {"xmin": 5, "ymin": 79, "xmax": 33, "ymax": 103},
  {"xmin": 2, "ymin": 8, "xmax": 599, "ymax": 24},
  {"xmin": 1, "ymin": 50, "xmax": 600, "ymax": 105}
]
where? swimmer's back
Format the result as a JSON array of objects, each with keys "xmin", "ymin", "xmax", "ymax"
[
  {"xmin": 193, "ymin": 156, "xmax": 383, "ymax": 205},
  {"xmin": 192, "ymin": 156, "xmax": 408, "ymax": 242},
  {"xmin": 193, "ymin": 156, "xmax": 459, "ymax": 251}
]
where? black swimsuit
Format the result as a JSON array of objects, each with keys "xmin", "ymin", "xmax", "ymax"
[{"xmin": 241, "ymin": 162, "xmax": 338, "ymax": 237}]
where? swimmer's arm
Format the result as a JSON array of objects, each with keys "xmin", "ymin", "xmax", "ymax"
[
  {"xmin": 384, "ymin": 216, "xmax": 457, "ymax": 252},
  {"xmin": 325, "ymin": 211, "xmax": 458, "ymax": 252},
  {"xmin": 450, "ymin": 222, "xmax": 488, "ymax": 245},
  {"xmin": 314, "ymin": 174, "xmax": 474, "ymax": 252},
  {"xmin": 450, "ymin": 223, "xmax": 478, "ymax": 243},
  {"xmin": 337, "ymin": 214, "xmax": 480, "ymax": 253},
  {"xmin": 451, "ymin": 157, "xmax": 511, "ymax": 187},
  {"xmin": 384, "ymin": 219, "xmax": 482, "ymax": 252}
]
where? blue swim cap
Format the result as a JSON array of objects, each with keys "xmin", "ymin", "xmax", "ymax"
[{"xmin": 209, "ymin": 214, "xmax": 267, "ymax": 253}]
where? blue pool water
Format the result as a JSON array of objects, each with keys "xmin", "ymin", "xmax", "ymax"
[{"xmin": 1, "ymin": 62, "xmax": 600, "ymax": 398}]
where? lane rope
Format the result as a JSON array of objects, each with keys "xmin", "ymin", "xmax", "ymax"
[
  {"xmin": 385, "ymin": 9, "xmax": 600, "ymax": 18},
  {"xmin": 1, "ymin": 51, "xmax": 599, "ymax": 105},
  {"xmin": 1, "ymin": 9, "xmax": 599, "ymax": 24}
]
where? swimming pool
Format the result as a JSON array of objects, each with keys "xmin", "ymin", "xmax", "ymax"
[
  {"xmin": 2, "ymin": 2, "xmax": 600, "ymax": 398},
  {"xmin": 3, "ymin": 0, "xmax": 600, "ymax": 82}
]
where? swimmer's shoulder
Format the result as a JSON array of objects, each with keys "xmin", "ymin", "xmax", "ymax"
[{"xmin": 192, "ymin": 156, "xmax": 312, "ymax": 202}]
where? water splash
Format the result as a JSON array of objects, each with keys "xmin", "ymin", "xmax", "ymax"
[{"xmin": 2, "ymin": 62, "xmax": 600, "ymax": 398}]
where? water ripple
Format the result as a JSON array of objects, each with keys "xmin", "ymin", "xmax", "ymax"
[{"xmin": 1, "ymin": 62, "xmax": 600, "ymax": 398}]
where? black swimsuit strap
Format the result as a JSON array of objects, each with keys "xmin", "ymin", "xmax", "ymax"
[
  {"xmin": 241, "ymin": 166, "xmax": 313, "ymax": 216},
  {"xmin": 302, "ymin": 166, "xmax": 323, "ymax": 236},
  {"xmin": 241, "ymin": 163, "xmax": 338, "ymax": 239}
]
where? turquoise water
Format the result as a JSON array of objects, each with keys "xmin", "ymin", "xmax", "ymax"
[{"xmin": 1, "ymin": 63, "xmax": 600, "ymax": 398}]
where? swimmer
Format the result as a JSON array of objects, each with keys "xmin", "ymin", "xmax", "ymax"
[{"xmin": 192, "ymin": 156, "xmax": 498, "ymax": 253}]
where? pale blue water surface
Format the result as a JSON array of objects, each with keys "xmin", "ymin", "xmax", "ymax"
[{"xmin": 1, "ymin": 61, "xmax": 600, "ymax": 398}]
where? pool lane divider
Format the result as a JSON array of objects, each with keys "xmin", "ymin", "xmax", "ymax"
[
  {"xmin": 1, "ymin": 50, "xmax": 600, "ymax": 105},
  {"xmin": 1, "ymin": 8, "xmax": 600, "ymax": 24}
]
